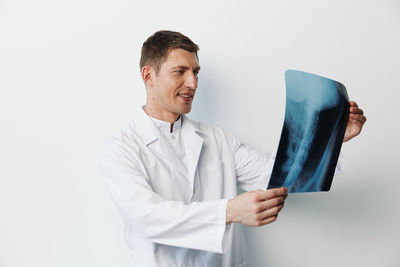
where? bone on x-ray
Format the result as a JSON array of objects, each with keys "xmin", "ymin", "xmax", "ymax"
[{"xmin": 267, "ymin": 70, "xmax": 349, "ymax": 193}]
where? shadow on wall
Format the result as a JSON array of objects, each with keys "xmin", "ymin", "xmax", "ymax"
[{"xmin": 189, "ymin": 60, "xmax": 240, "ymax": 125}]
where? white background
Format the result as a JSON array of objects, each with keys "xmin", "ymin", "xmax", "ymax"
[{"xmin": 1, "ymin": 0, "xmax": 399, "ymax": 266}]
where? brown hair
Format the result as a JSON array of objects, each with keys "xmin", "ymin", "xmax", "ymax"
[{"xmin": 140, "ymin": 30, "xmax": 199, "ymax": 73}]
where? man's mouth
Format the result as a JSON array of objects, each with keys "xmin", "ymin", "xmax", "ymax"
[{"xmin": 178, "ymin": 92, "xmax": 194, "ymax": 101}]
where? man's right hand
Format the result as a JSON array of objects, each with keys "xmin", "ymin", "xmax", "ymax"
[{"xmin": 226, "ymin": 187, "xmax": 288, "ymax": 226}]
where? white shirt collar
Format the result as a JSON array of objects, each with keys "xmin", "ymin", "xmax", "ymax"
[
  {"xmin": 150, "ymin": 116, "xmax": 182, "ymax": 133},
  {"xmin": 132, "ymin": 106, "xmax": 200, "ymax": 146}
]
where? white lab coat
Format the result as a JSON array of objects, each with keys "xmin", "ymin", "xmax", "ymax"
[{"xmin": 97, "ymin": 107, "xmax": 278, "ymax": 267}]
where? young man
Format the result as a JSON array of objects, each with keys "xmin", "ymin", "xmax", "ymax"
[{"xmin": 98, "ymin": 30, "xmax": 366, "ymax": 267}]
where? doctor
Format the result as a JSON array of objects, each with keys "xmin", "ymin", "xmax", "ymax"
[{"xmin": 98, "ymin": 30, "xmax": 366, "ymax": 267}]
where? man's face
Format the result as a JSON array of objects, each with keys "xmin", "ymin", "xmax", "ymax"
[{"xmin": 148, "ymin": 48, "xmax": 200, "ymax": 117}]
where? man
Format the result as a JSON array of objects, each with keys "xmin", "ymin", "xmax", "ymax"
[{"xmin": 98, "ymin": 30, "xmax": 366, "ymax": 267}]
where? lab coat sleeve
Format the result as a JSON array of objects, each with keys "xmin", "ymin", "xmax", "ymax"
[
  {"xmin": 222, "ymin": 129, "xmax": 274, "ymax": 191},
  {"xmin": 97, "ymin": 140, "xmax": 228, "ymax": 253}
]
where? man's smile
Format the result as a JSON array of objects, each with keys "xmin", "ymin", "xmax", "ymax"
[{"xmin": 177, "ymin": 92, "xmax": 194, "ymax": 102}]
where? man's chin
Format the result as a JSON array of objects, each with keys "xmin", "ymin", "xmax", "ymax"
[
  {"xmin": 178, "ymin": 105, "xmax": 192, "ymax": 115},
  {"xmin": 180, "ymin": 108, "xmax": 191, "ymax": 115}
]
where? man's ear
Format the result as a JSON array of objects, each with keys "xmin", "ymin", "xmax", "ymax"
[{"xmin": 141, "ymin": 66, "xmax": 154, "ymax": 87}]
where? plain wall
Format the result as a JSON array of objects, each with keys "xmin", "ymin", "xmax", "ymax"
[{"xmin": 1, "ymin": 0, "xmax": 399, "ymax": 266}]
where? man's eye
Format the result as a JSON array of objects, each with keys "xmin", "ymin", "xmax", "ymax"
[{"xmin": 175, "ymin": 70, "xmax": 184, "ymax": 75}]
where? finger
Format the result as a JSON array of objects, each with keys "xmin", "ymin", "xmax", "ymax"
[
  {"xmin": 260, "ymin": 207, "xmax": 286, "ymax": 225},
  {"xmin": 259, "ymin": 187, "xmax": 288, "ymax": 200},
  {"xmin": 260, "ymin": 216, "xmax": 277, "ymax": 226},
  {"xmin": 258, "ymin": 196, "xmax": 286, "ymax": 212},
  {"xmin": 350, "ymin": 107, "xmax": 364, "ymax": 115},
  {"xmin": 258, "ymin": 208, "xmax": 280, "ymax": 223},
  {"xmin": 349, "ymin": 114, "xmax": 367, "ymax": 123},
  {"xmin": 259, "ymin": 203, "xmax": 285, "ymax": 220},
  {"xmin": 349, "ymin": 113, "xmax": 366, "ymax": 120},
  {"xmin": 349, "ymin": 101, "xmax": 358, "ymax": 108}
]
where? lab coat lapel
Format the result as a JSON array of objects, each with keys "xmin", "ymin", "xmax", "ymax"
[
  {"xmin": 181, "ymin": 116, "xmax": 203, "ymax": 192},
  {"xmin": 133, "ymin": 106, "xmax": 159, "ymax": 146},
  {"xmin": 134, "ymin": 107, "xmax": 186, "ymax": 172},
  {"xmin": 133, "ymin": 107, "xmax": 203, "ymax": 189}
]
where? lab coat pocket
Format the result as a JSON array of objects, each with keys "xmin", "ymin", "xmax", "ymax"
[{"xmin": 197, "ymin": 161, "xmax": 224, "ymax": 200}]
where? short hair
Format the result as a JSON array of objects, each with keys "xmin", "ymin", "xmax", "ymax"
[{"xmin": 140, "ymin": 30, "xmax": 199, "ymax": 73}]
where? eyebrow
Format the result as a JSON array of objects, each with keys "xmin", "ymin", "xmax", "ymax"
[{"xmin": 171, "ymin": 65, "xmax": 201, "ymax": 72}]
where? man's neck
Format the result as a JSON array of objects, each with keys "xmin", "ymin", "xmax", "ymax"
[{"xmin": 143, "ymin": 105, "xmax": 180, "ymax": 124}]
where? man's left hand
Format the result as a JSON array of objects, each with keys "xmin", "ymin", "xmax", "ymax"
[{"xmin": 343, "ymin": 101, "xmax": 367, "ymax": 142}]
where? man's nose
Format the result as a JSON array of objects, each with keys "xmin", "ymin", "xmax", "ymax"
[{"xmin": 184, "ymin": 71, "xmax": 198, "ymax": 89}]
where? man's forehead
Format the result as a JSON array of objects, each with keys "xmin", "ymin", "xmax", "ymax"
[{"xmin": 164, "ymin": 48, "xmax": 200, "ymax": 68}]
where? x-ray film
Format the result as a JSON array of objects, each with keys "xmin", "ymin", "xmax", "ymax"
[{"xmin": 267, "ymin": 70, "xmax": 349, "ymax": 193}]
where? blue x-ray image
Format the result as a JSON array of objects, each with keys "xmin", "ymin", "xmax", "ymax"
[{"xmin": 267, "ymin": 70, "xmax": 349, "ymax": 193}]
